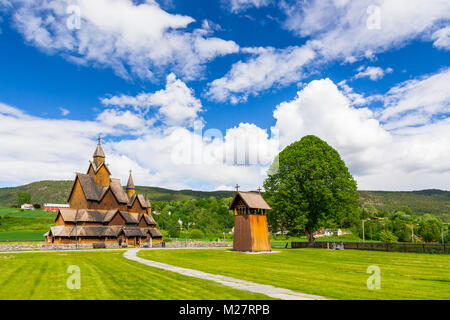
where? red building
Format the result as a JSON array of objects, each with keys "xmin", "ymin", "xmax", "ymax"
[{"xmin": 44, "ymin": 203, "xmax": 70, "ymax": 212}]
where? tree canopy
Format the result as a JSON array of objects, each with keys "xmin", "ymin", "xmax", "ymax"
[
  {"xmin": 263, "ymin": 135, "xmax": 359, "ymax": 243},
  {"xmin": 16, "ymin": 192, "xmax": 32, "ymax": 207}
]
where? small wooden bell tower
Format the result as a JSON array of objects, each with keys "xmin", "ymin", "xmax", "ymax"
[{"xmin": 229, "ymin": 185, "xmax": 272, "ymax": 252}]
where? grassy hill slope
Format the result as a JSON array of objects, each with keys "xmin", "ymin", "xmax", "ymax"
[
  {"xmin": 0, "ymin": 181, "xmax": 449, "ymax": 220},
  {"xmin": 0, "ymin": 180, "xmax": 235, "ymax": 205},
  {"xmin": 359, "ymin": 189, "xmax": 450, "ymax": 219}
]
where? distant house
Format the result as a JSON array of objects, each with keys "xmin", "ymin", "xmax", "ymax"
[
  {"xmin": 43, "ymin": 203, "xmax": 70, "ymax": 212},
  {"xmin": 314, "ymin": 228, "xmax": 343, "ymax": 238},
  {"xmin": 21, "ymin": 203, "xmax": 34, "ymax": 210}
]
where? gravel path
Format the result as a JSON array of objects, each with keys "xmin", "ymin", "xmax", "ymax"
[{"xmin": 123, "ymin": 248, "xmax": 328, "ymax": 300}]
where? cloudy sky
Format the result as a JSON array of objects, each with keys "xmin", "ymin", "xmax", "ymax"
[{"xmin": 0, "ymin": 0, "xmax": 449, "ymax": 191}]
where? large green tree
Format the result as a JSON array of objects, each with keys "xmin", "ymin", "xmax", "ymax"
[
  {"xmin": 16, "ymin": 192, "xmax": 32, "ymax": 207},
  {"xmin": 264, "ymin": 135, "xmax": 359, "ymax": 244}
]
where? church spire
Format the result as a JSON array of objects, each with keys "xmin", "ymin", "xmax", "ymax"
[
  {"xmin": 126, "ymin": 170, "xmax": 135, "ymax": 198},
  {"xmin": 93, "ymin": 136, "xmax": 105, "ymax": 166}
]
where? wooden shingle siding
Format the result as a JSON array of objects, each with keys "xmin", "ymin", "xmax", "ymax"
[
  {"xmin": 94, "ymin": 165, "xmax": 110, "ymax": 187},
  {"xmin": 108, "ymin": 212, "xmax": 126, "ymax": 226},
  {"xmin": 68, "ymin": 179, "xmax": 88, "ymax": 209}
]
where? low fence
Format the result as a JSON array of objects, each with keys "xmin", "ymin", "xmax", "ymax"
[
  {"xmin": 291, "ymin": 241, "xmax": 449, "ymax": 254},
  {"xmin": 153, "ymin": 241, "xmax": 232, "ymax": 248},
  {"xmin": 0, "ymin": 241, "xmax": 232, "ymax": 252}
]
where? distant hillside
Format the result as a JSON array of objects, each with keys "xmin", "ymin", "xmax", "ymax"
[
  {"xmin": 0, "ymin": 181, "xmax": 449, "ymax": 220},
  {"xmin": 0, "ymin": 180, "xmax": 235, "ymax": 205},
  {"xmin": 359, "ymin": 189, "xmax": 450, "ymax": 220}
]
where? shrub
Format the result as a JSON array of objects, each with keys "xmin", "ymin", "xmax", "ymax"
[
  {"xmin": 379, "ymin": 230, "xmax": 398, "ymax": 243},
  {"xmin": 189, "ymin": 229, "xmax": 205, "ymax": 239}
]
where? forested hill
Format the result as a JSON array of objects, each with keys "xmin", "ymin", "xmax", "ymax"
[
  {"xmin": 0, "ymin": 180, "xmax": 449, "ymax": 220},
  {"xmin": 0, "ymin": 180, "xmax": 235, "ymax": 205}
]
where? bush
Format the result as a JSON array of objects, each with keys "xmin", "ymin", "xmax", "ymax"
[
  {"xmin": 444, "ymin": 230, "xmax": 450, "ymax": 244},
  {"xmin": 418, "ymin": 219, "xmax": 442, "ymax": 242},
  {"xmin": 379, "ymin": 230, "xmax": 398, "ymax": 243},
  {"xmin": 189, "ymin": 229, "xmax": 205, "ymax": 239}
]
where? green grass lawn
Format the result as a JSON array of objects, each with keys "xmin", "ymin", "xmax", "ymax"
[
  {"xmin": 0, "ymin": 231, "xmax": 46, "ymax": 241},
  {"xmin": 0, "ymin": 251, "xmax": 270, "ymax": 300},
  {"xmin": 0, "ymin": 207, "xmax": 55, "ymax": 241},
  {"xmin": 0, "ymin": 207, "xmax": 56, "ymax": 218},
  {"xmin": 138, "ymin": 248, "xmax": 450, "ymax": 300}
]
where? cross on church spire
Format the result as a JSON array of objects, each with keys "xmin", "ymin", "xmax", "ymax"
[
  {"xmin": 235, "ymin": 184, "xmax": 240, "ymax": 192},
  {"xmin": 257, "ymin": 186, "xmax": 262, "ymax": 193},
  {"xmin": 93, "ymin": 135, "xmax": 105, "ymax": 164}
]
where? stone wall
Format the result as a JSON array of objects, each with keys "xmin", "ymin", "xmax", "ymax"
[
  {"xmin": 151, "ymin": 241, "xmax": 232, "ymax": 248},
  {"xmin": 0, "ymin": 241, "xmax": 232, "ymax": 251}
]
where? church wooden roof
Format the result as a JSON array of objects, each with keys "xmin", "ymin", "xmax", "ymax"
[
  {"xmin": 148, "ymin": 228, "xmax": 163, "ymax": 238},
  {"xmin": 89, "ymin": 161, "xmax": 111, "ymax": 175},
  {"xmin": 110, "ymin": 178, "xmax": 129, "ymax": 204},
  {"xmin": 57, "ymin": 208, "xmax": 154, "ymax": 226},
  {"xmin": 49, "ymin": 225, "xmax": 148, "ymax": 238},
  {"xmin": 141, "ymin": 213, "xmax": 156, "ymax": 226},
  {"xmin": 58, "ymin": 208, "xmax": 114, "ymax": 223},
  {"xmin": 93, "ymin": 141, "xmax": 105, "ymax": 158},
  {"xmin": 128, "ymin": 193, "xmax": 151, "ymax": 208},
  {"xmin": 70, "ymin": 173, "xmax": 150, "ymax": 207},
  {"xmin": 73, "ymin": 173, "xmax": 108, "ymax": 201},
  {"xmin": 49, "ymin": 225, "xmax": 122, "ymax": 237},
  {"xmin": 123, "ymin": 227, "xmax": 146, "ymax": 237},
  {"xmin": 229, "ymin": 191, "xmax": 272, "ymax": 210},
  {"xmin": 127, "ymin": 172, "xmax": 135, "ymax": 189}
]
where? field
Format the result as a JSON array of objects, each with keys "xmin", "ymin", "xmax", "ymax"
[
  {"xmin": 138, "ymin": 248, "xmax": 450, "ymax": 300},
  {"xmin": 0, "ymin": 207, "xmax": 55, "ymax": 241},
  {"xmin": 0, "ymin": 248, "xmax": 448, "ymax": 300},
  {"xmin": 0, "ymin": 250, "xmax": 268, "ymax": 300}
]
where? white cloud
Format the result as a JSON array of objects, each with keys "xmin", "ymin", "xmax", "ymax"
[
  {"xmin": 3, "ymin": 0, "xmax": 239, "ymax": 81},
  {"xmin": 207, "ymin": 0, "xmax": 449, "ymax": 104},
  {"xmin": 337, "ymin": 80, "xmax": 376, "ymax": 106},
  {"xmin": 102, "ymin": 73, "xmax": 203, "ymax": 127},
  {"xmin": 354, "ymin": 66, "xmax": 393, "ymax": 81},
  {"xmin": 1, "ymin": 71, "xmax": 449, "ymax": 191},
  {"xmin": 273, "ymin": 78, "xmax": 391, "ymax": 176},
  {"xmin": 222, "ymin": 0, "xmax": 272, "ymax": 13},
  {"xmin": 281, "ymin": 0, "xmax": 450, "ymax": 61},
  {"xmin": 432, "ymin": 26, "xmax": 450, "ymax": 50},
  {"xmin": 0, "ymin": 100, "xmax": 277, "ymax": 191},
  {"xmin": 379, "ymin": 68, "xmax": 450, "ymax": 129},
  {"xmin": 59, "ymin": 107, "xmax": 70, "ymax": 116},
  {"xmin": 206, "ymin": 45, "xmax": 316, "ymax": 103},
  {"xmin": 271, "ymin": 77, "xmax": 450, "ymax": 190},
  {"xmin": 96, "ymin": 108, "xmax": 152, "ymax": 131}
]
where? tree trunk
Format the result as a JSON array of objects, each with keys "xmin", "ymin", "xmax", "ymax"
[{"xmin": 306, "ymin": 229, "xmax": 315, "ymax": 247}]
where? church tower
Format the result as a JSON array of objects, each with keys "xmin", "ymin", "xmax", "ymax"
[
  {"xmin": 127, "ymin": 170, "xmax": 136, "ymax": 198},
  {"xmin": 93, "ymin": 136, "xmax": 105, "ymax": 167},
  {"xmin": 88, "ymin": 137, "xmax": 111, "ymax": 187}
]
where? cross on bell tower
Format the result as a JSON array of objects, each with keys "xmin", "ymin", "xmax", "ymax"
[{"xmin": 235, "ymin": 184, "xmax": 240, "ymax": 192}]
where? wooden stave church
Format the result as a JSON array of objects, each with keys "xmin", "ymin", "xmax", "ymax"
[{"xmin": 45, "ymin": 139, "xmax": 163, "ymax": 245}]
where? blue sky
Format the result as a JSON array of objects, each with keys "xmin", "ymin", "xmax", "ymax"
[{"xmin": 0, "ymin": 0, "xmax": 449, "ymax": 191}]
